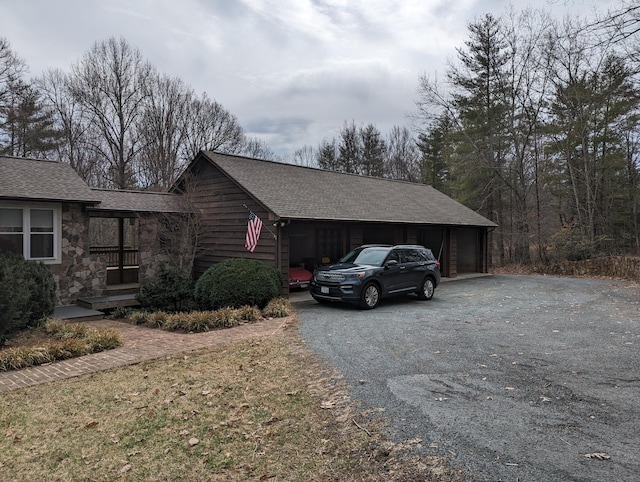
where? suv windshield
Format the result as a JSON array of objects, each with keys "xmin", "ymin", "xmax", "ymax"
[{"xmin": 339, "ymin": 247, "xmax": 390, "ymax": 266}]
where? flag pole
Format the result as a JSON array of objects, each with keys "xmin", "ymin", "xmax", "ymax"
[{"xmin": 242, "ymin": 204, "xmax": 277, "ymax": 240}]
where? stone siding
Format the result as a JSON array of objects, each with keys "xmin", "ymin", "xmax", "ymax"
[
  {"xmin": 49, "ymin": 203, "xmax": 107, "ymax": 305},
  {"xmin": 138, "ymin": 214, "xmax": 171, "ymax": 285}
]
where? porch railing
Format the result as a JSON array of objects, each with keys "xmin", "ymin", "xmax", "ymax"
[{"xmin": 90, "ymin": 247, "xmax": 139, "ymax": 267}]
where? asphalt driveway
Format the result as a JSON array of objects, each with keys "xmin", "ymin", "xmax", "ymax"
[{"xmin": 297, "ymin": 275, "xmax": 640, "ymax": 482}]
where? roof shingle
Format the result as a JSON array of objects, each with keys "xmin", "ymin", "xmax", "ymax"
[
  {"xmin": 88, "ymin": 189, "xmax": 184, "ymax": 213},
  {"xmin": 0, "ymin": 156, "xmax": 99, "ymax": 203},
  {"xmin": 201, "ymin": 151, "xmax": 497, "ymax": 227}
]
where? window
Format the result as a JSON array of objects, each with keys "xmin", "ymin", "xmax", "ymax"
[
  {"xmin": 0, "ymin": 205, "xmax": 60, "ymax": 262},
  {"xmin": 0, "ymin": 208, "xmax": 23, "ymax": 255}
]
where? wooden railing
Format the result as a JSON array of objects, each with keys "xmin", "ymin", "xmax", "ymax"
[{"xmin": 90, "ymin": 247, "xmax": 139, "ymax": 267}]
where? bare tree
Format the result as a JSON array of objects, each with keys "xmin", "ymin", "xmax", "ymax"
[
  {"xmin": 138, "ymin": 75, "xmax": 191, "ymax": 189},
  {"xmin": 158, "ymin": 173, "xmax": 205, "ymax": 276},
  {"xmin": 181, "ymin": 92, "xmax": 245, "ymax": 160},
  {"xmin": 69, "ymin": 37, "xmax": 154, "ymax": 188},
  {"xmin": 385, "ymin": 125, "xmax": 419, "ymax": 181},
  {"xmin": 0, "ymin": 38, "xmax": 26, "ymax": 108},
  {"xmin": 37, "ymin": 68, "xmax": 102, "ymax": 184},
  {"xmin": 238, "ymin": 136, "xmax": 275, "ymax": 160},
  {"xmin": 287, "ymin": 145, "xmax": 317, "ymax": 167}
]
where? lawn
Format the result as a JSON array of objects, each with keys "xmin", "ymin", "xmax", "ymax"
[{"xmin": 0, "ymin": 317, "xmax": 462, "ymax": 481}]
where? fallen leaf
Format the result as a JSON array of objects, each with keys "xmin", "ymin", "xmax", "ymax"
[
  {"xmin": 189, "ymin": 438, "xmax": 200, "ymax": 446},
  {"xmin": 320, "ymin": 401, "xmax": 335, "ymax": 409},
  {"xmin": 584, "ymin": 452, "xmax": 611, "ymax": 460},
  {"xmin": 120, "ymin": 464, "xmax": 132, "ymax": 473},
  {"xmin": 201, "ymin": 390, "xmax": 211, "ymax": 396},
  {"xmin": 84, "ymin": 421, "xmax": 99, "ymax": 429},
  {"xmin": 179, "ymin": 430, "xmax": 190, "ymax": 436},
  {"xmin": 540, "ymin": 396, "xmax": 552, "ymax": 402}
]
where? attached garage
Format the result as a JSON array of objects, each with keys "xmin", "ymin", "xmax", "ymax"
[{"xmin": 178, "ymin": 151, "xmax": 497, "ymax": 290}]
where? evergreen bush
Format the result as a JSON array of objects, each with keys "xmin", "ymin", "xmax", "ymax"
[
  {"xmin": 0, "ymin": 253, "xmax": 56, "ymax": 339},
  {"xmin": 194, "ymin": 258, "xmax": 282, "ymax": 310},
  {"xmin": 136, "ymin": 264, "xmax": 194, "ymax": 312}
]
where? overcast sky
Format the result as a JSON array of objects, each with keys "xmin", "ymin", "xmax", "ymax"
[{"xmin": 0, "ymin": 0, "xmax": 621, "ymax": 158}]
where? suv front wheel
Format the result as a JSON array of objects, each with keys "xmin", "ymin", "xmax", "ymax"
[
  {"xmin": 417, "ymin": 277, "xmax": 435, "ymax": 300},
  {"xmin": 359, "ymin": 282, "xmax": 381, "ymax": 309}
]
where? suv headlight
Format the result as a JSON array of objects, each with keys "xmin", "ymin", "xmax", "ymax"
[{"xmin": 343, "ymin": 272, "xmax": 365, "ymax": 280}]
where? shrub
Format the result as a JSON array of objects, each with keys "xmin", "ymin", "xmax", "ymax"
[
  {"xmin": 146, "ymin": 311, "xmax": 169, "ymax": 328},
  {"xmin": 263, "ymin": 297, "xmax": 292, "ymax": 318},
  {"xmin": 44, "ymin": 319, "xmax": 90, "ymax": 340},
  {"xmin": 194, "ymin": 258, "xmax": 282, "ymax": 310},
  {"xmin": 237, "ymin": 305, "xmax": 261, "ymax": 322},
  {"xmin": 85, "ymin": 329, "xmax": 122, "ymax": 352},
  {"xmin": 128, "ymin": 311, "xmax": 150, "ymax": 325},
  {"xmin": 213, "ymin": 307, "xmax": 239, "ymax": 328},
  {"xmin": 109, "ymin": 306, "xmax": 133, "ymax": 320},
  {"xmin": 0, "ymin": 253, "xmax": 56, "ymax": 338},
  {"xmin": 137, "ymin": 264, "xmax": 194, "ymax": 312},
  {"xmin": 179, "ymin": 311, "xmax": 213, "ymax": 332},
  {"xmin": 0, "ymin": 319, "xmax": 122, "ymax": 371}
]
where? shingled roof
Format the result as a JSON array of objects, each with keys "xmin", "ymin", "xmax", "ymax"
[
  {"xmin": 200, "ymin": 151, "xmax": 496, "ymax": 227},
  {"xmin": 88, "ymin": 189, "xmax": 184, "ymax": 213},
  {"xmin": 0, "ymin": 156, "xmax": 99, "ymax": 204}
]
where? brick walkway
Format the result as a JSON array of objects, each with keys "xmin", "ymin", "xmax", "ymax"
[{"xmin": 0, "ymin": 316, "xmax": 293, "ymax": 393}]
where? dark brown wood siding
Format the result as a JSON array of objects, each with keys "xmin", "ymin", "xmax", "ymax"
[{"xmin": 191, "ymin": 158, "xmax": 277, "ymax": 278}]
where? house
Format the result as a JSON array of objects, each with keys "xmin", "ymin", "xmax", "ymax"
[
  {"xmin": 0, "ymin": 156, "xmax": 183, "ymax": 305},
  {"xmin": 178, "ymin": 151, "xmax": 497, "ymax": 287},
  {"xmin": 1, "ymin": 152, "xmax": 497, "ymax": 306}
]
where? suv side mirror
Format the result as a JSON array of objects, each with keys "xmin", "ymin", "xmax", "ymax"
[{"xmin": 384, "ymin": 259, "xmax": 398, "ymax": 267}]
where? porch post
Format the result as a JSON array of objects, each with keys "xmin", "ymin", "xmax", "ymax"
[{"xmin": 118, "ymin": 217, "xmax": 124, "ymax": 284}]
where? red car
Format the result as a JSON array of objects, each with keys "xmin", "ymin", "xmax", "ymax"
[{"xmin": 289, "ymin": 266, "xmax": 312, "ymax": 290}]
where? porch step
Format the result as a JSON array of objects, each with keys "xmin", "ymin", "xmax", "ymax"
[
  {"xmin": 105, "ymin": 283, "xmax": 140, "ymax": 296},
  {"xmin": 76, "ymin": 293, "xmax": 140, "ymax": 311},
  {"xmin": 53, "ymin": 305, "xmax": 105, "ymax": 322}
]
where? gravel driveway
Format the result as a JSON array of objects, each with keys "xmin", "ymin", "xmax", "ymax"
[{"xmin": 297, "ymin": 274, "xmax": 640, "ymax": 482}]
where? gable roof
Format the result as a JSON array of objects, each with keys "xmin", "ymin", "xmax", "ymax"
[
  {"xmin": 88, "ymin": 189, "xmax": 184, "ymax": 214},
  {"xmin": 0, "ymin": 156, "xmax": 99, "ymax": 204},
  {"xmin": 198, "ymin": 151, "xmax": 497, "ymax": 227}
]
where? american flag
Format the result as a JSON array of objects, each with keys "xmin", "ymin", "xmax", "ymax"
[{"xmin": 245, "ymin": 211, "xmax": 263, "ymax": 252}]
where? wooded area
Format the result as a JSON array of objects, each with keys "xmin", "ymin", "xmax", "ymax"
[
  {"xmin": 415, "ymin": 7, "xmax": 640, "ymax": 264},
  {"xmin": 1, "ymin": 4, "xmax": 639, "ymax": 265}
]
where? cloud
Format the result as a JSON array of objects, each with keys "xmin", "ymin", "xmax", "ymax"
[{"xmin": 0, "ymin": 0, "xmax": 621, "ymax": 158}]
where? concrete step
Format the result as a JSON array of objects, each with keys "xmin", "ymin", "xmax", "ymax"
[
  {"xmin": 53, "ymin": 305, "xmax": 105, "ymax": 322},
  {"xmin": 76, "ymin": 293, "xmax": 140, "ymax": 311}
]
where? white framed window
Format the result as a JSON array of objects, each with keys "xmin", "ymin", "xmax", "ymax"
[{"xmin": 0, "ymin": 204, "xmax": 61, "ymax": 263}]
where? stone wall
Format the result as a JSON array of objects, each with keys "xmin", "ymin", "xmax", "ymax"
[
  {"xmin": 49, "ymin": 203, "xmax": 107, "ymax": 305},
  {"xmin": 138, "ymin": 214, "xmax": 171, "ymax": 285},
  {"xmin": 536, "ymin": 256, "xmax": 640, "ymax": 281}
]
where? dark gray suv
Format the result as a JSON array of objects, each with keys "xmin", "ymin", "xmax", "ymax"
[{"xmin": 310, "ymin": 244, "xmax": 441, "ymax": 309}]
